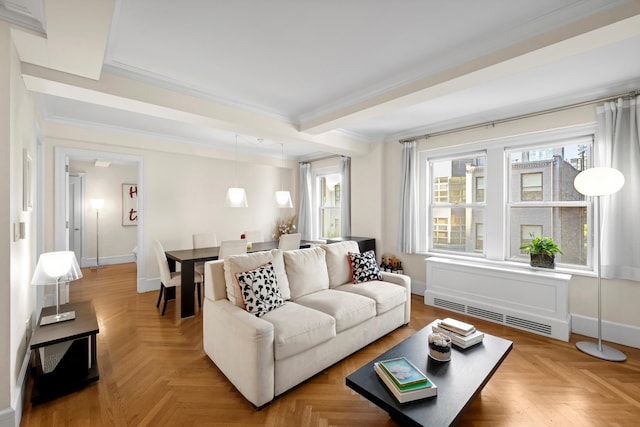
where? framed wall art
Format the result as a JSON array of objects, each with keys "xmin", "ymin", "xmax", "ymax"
[{"xmin": 122, "ymin": 183, "xmax": 138, "ymax": 226}]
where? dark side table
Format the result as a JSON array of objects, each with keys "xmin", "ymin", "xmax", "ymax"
[{"xmin": 29, "ymin": 301, "xmax": 100, "ymax": 403}]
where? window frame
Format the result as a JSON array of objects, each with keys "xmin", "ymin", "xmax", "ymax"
[
  {"xmin": 425, "ymin": 151, "xmax": 487, "ymax": 256},
  {"xmin": 418, "ymin": 124, "xmax": 596, "ymax": 273},
  {"xmin": 313, "ymin": 166, "xmax": 342, "ymax": 239}
]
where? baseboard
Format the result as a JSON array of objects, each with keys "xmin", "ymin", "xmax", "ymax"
[
  {"xmin": 138, "ymin": 277, "xmax": 160, "ymax": 293},
  {"xmin": 411, "ymin": 279, "xmax": 426, "ymax": 296},
  {"xmin": 0, "ymin": 407, "xmax": 15, "ymax": 427},
  {"xmin": 0, "ymin": 350, "xmax": 31, "ymax": 427},
  {"xmin": 571, "ymin": 314, "xmax": 640, "ymax": 349},
  {"xmin": 83, "ymin": 254, "xmax": 136, "ymax": 268}
]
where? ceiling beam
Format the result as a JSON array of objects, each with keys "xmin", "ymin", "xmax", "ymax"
[
  {"xmin": 21, "ymin": 63, "xmax": 371, "ymax": 157},
  {"xmin": 299, "ymin": 4, "xmax": 640, "ymax": 134},
  {"xmin": 11, "ymin": 0, "xmax": 115, "ymax": 80}
]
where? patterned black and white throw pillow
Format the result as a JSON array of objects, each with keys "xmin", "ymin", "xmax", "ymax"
[
  {"xmin": 235, "ymin": 262, "xmax": 284, "ymax": 317},
  {"xmin": 348, "ymin": 250, "xmax": 382, "ymax": 284}
]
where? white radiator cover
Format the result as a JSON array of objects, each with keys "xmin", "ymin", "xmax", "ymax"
[{"xmin": 425, "ymin": 257, "xmax": 571, "ymax": 341}]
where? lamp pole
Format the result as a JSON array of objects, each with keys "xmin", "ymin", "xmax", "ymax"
[
  {"xmin": 573, "ymin": 167, "xmax": 625, "ymax": 362},
  {"xmin": 90, "ymin": 198, "xmax": 104, "ymax": 269},
  {"xmin": 96, "ymin": 207, "xmax": 100, "ymax": 268}
]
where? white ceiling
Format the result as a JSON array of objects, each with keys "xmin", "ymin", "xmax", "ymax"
[{"xmin": 6, "ymin": 0, "xmax": 640, "ymax": 159}]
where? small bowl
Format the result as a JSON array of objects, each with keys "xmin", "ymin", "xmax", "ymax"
[{"xmin": 428, "ymin": 332, "xmax": 452, "ymax": 362}]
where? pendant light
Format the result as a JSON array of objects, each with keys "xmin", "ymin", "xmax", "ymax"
[
  {"xmin": 275, "ymin": 143, "xmax": 293, "ymax": 208},
  {"xmin": 225, "ymin": 134, "xmax": 248, "ymax": 207}
]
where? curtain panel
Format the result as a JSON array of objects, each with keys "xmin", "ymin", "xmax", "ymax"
[
  {"xmin": 596, "ymin": 96, "xmax": 640, "ymax": 281},
  {"xmin": 297, "ymin": 163, "xmax": 313, "ymax": 240},
  {"xmin": 397, "ymin": 141, "xmax": 417, "ymax": 253},
  {"xmin": 340, "ymin": 156, "xmax": 351, "ymax": 237}
]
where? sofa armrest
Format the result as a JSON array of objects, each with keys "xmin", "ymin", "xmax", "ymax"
[
  {"xmin": 204, "ymin": 259, "xmax": 227, "ymax": 301},
  {"xmin": 381, "ymin": 271, "xmax": 412, "ymax": 324},
  {"xmin": 203, "ymin": 299, "xmax": 275, "ymax": 407}
]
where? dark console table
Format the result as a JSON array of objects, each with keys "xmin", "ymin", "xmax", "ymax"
[
  {"xmin": 326, "ymin": 236, "xmax": 375, "ymax": 253},
  {"xmin": 30, "ymin": 301, "xmax": 100, "ymax": 403}
]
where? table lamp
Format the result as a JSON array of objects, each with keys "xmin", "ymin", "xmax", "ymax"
[
  {"xmin": 573, "ymin": 167, "xmax": 626, "ymax": 361},
  {"xmin": 31, "ymin": 251, "xmax": 83, "ymax": 326}
]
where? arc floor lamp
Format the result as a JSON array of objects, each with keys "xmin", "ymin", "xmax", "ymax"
[{"xmin": 573, "ymin": 167, "xmax": 626, "ymax": 362}]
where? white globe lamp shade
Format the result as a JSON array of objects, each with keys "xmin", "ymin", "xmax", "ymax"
[
  {"xmin": 90, "ymin": 198, "xmax": 105, "ymax": 210},
  {"xmin": 275, "ymin": 190, "xmax": 293, "ymax": 208},
  {"xmin": 574, "ymin": 167, "xmax": 625, "ymax": 197},
  {"xmin": 225, "ymin": 187, "xmax": 248, "ymax": 207}
]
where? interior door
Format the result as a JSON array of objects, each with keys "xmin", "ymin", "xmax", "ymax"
[{"xmin": 69, "ymin": 174, "xmax": 83, "ymax": 264}]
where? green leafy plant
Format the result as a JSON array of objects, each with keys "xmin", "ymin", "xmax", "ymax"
[{"xmin": 519, "ymin": 234, "xmax": 563, "ymax": 256}]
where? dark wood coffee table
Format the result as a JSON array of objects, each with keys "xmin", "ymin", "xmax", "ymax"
[{"xmin": 346, "ymin": 320, "xmax": 512, "ymax": 426}]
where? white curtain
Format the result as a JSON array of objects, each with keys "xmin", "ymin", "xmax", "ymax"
[
  {"xmin": 398, "ymin": 141, "xmax": 417, "ymax": 253},
  {"xmin": 297, "ymin": 163, "xmax": 313, "ymax": 240},
  {"xmin": 340, "ymin": 156, "xmax": 351, "ymax": 237},
  {"xmin": 596, "ymin": 96, "xmax": 640, "ymax": 281}
]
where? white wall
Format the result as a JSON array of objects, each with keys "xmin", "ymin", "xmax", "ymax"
[
  {"xmin": 371, "ymin": 103, "xmax": 640, "ymax": 331},
  {"xmin": 351, "ymin": 142, "xmax": 384, "ymax": 244},
  {"xmin": 69, "ymin": 160, "xmax": 138, "ymax": 265},
  {"xmin": 1, "ymin": 22, "xmax": 36, "ymax": 426},
  {"xmin": 40, "ymin": 125, "xmax": 296, "ymax": 293}
]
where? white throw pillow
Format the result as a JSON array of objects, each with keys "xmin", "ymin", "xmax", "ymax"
[
  {"xmin": 320, "ymin": 241, "xmax": 360, "ymax": 288},
  {"xmin": 283, "ymin": 247, "xmax": 330, "ymax": 300},
  {"xmin": 224, "ymin": 249, "xmax": 290, "ymax": 307}
]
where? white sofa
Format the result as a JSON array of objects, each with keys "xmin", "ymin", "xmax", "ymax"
[{"xmin": 202, "ymin": 241, "xmax": 411, "ymax": 407}]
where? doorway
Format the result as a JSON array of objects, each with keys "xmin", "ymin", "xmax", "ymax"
[
  {"xmin": 68, "ymin": 173, "xmax": 85, "ymax": 264},
  {"xmin": 53, "ymin": 147, "xmax": 145, "ymax": 292}
]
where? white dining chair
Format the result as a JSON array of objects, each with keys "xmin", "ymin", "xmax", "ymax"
[
  {"xmin": 218, "ymin": 239, "xmax": 248, "ymax": 259},
  {"xmin": 278, "ymin": 233, "xmax": 302, "ymax": 251},
  {"xmin": 243, "ymin": 230, "xmax": 264, "ymax": 243},
  {"xmin": 154, "ymin": 240, "xmax": 203, "ymax": 315},
  {"xmin": 193, "ymin": 232, "xmax": 218, "ymax": 279}
]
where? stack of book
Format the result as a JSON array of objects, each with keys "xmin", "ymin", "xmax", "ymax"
[
  {"xmin": 373, "ymin": 357, "xmax": 437, "ymax": 403},
  {"xmin": 433, "ymin": 318, "xmax": 485, "ymax": 349}
]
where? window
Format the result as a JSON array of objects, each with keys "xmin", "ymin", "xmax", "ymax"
[
  {"xmin": 428, "ymin": 155, "xmax": 486, "ymax": 255},
  {"xmin": 520, "ymin": 225, "xmax": 542, "ymax": 253},
  {"xmin": 508, "ymin": 140, "xmax": 590, "ymax": 265},
  {"xmin": 475, "ymin": 176, "xmax": 485, "ymax": 202},
  {"xmin": 419, "ymin": 127, "xmax": 594, "ymax": 269},
  {"xmin": 475, "ymin": 223, "xmax": 485, "ymax": 251},
  {"xmin": 317, "ymin": 172, "xmax": 341, "ymax": 239},
  {"xmin": 521, "ymin": 173, "xmax": 542, "ymax": 201}
]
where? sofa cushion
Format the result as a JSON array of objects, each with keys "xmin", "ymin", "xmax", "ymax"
[
  {"xmin": 348, "ymin": 250, "xmax": 382, "ymax": 284},
  {"xmin": 236, "ymin": 262, "xmax": 284, "ymax": 317},
  {"xmin": 283, "ymin": 247, "xmax": 330, "ymax": 300},
  {"xmin": 320, "ymin": 241, "xmax": 360, "ymax": 288},
  {"xmin": 224, "ymin": 249, "xmax": 290, "ymax": 307},
  {"xmin": 261, "ymin": 302, "xmax": 336, "ymax": 361},
  {"xmin": 295, "ymin": 289, "xmax": 376, "ymax": 333},
  {"xmin": 335, "ymin": 281, "xmax": 406, "ymax": 315}
]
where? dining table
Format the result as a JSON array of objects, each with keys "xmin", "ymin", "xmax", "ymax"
[{"xmin": 165, "ymin": 241, "xmax": 298, "ymax": 319}]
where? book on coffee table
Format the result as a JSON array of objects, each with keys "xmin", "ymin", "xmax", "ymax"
[
  {"xmin": 377, "ymin": 357, "xmax": 430, "ymax": 388},
  {"xmin": 433, "ymin": 322, "xmax": 485, "ymax": 349},
  {"xmin": 439, "ymin": 317, "xmax": 476, "ymax": 336},
  {"xmin": 374, "ymin": 362, "xmax": 437, "ymax": 403}
]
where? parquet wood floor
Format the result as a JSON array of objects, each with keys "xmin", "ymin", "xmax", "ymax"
[{"xmin": 21, "ymin": 263, "xmax": 640, "ymax": 426}]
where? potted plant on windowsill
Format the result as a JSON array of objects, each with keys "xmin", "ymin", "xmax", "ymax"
[{"xmin": 519, "ymin": 234, "xmax": 563, "ymax": 269}]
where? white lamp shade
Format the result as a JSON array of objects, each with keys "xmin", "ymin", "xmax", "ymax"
[
  {"xmin": 574, "ymin": 167, "xmax": 625, "ymax": 197},
  {"xmin": 90, "ymin": 198, "xmax": 105, "ymax": 210},
  {"xmin": 31, "ymin": 251, "xmax": 83, "ymax": 285},
  {"xmin": 224, "ymin": 187, "xmax": 248, "ymax": 207},
  {"xmin": 275, "ymin": 190, "xmax": 293, "ymax": 208}
]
